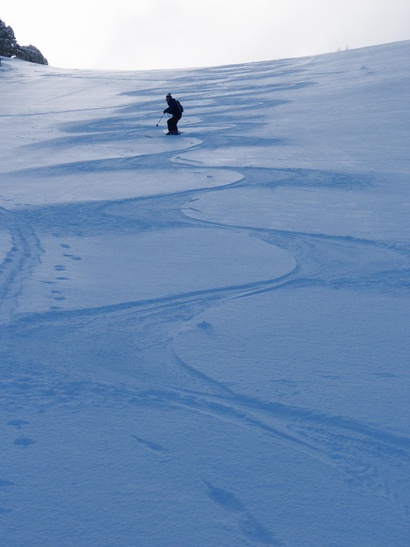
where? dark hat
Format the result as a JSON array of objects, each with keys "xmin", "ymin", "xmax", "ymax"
[{"xmin": 166, "ymin": 93, "xmax": 172, "ymax": 99}]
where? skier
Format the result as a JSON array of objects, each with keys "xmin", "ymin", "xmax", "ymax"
[{"xmin": 163, "ymin": 93, "xmax": 183, "ymax": 135}]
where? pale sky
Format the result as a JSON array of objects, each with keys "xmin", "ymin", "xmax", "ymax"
[{"xmin": 2, "ymin": 0, "xmax": 410, "ymax": 70}]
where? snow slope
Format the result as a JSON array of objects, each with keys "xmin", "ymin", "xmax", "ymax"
[{"xmin": 1, "ymin": 41, "xmax": 410, "ymax": 546}]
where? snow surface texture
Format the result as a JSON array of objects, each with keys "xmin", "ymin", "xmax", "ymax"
[{"xmin": 1, "ymin": 42, "xmax": 410, "ymax": 546}]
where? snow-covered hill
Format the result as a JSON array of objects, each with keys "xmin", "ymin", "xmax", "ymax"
[{"xmin": 1, "ymin": 41, "xmax": 409, "ymax": 545}]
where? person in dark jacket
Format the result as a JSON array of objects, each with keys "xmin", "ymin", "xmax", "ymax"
[{"xmin": 163, "ymin": 93, "xmax": 182, "ymax": 134}]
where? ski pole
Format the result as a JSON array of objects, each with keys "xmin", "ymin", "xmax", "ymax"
[{"xmin": 156, "ymin": 113, "xmax": 165, "ymax": 126}]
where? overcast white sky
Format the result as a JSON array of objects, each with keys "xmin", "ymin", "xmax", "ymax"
[{"xmin": 2, "ymin": 0, "xmax": 410, "ymax": 70}]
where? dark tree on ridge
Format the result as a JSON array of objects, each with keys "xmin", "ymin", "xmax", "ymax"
[{"xmin": 0, "ymin": 18, "xmax": 48, "ymax": 64}]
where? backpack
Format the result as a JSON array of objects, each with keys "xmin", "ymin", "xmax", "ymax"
[{"xmin": 176, "ymin": 100, "xmax": 184, "ymax": 114}]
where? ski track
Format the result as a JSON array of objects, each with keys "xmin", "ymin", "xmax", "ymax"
[
  {"xmin": 0, "ymin": 207, "xmax": 44, "ymax": 324},
  {"xmin": 1, "ymin": 50, "xmax": 410, "ymax": 544},
  {"xmin": 1, "ymin": 186, "xmax": 409, "ymax": 525},
  {"xmin": 1, "ymin": 301, "xmax": 410, "ymax": 523}
]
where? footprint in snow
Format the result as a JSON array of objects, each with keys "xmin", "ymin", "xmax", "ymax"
[
  {"xmin": 13, "ymin": 438, "xmax": 36, "ymax": 448},
  {"xmin": 131, "ymin": 435, "xmax": 170, "ymax": 454},
  {"xmin": 0, "ymin": 479, "xmax": 15, "ymax": 487},
  {"xmin": 63, "ymin": 254, "xmax": 82, "ymax": 261},
  {"xmin": 7, "ymin": 420, "xmax": 30, "ymax": 429},
  {"xmin": 205, "ymin": 481, "xmax": 244, "ymax": 512},
  {"xmin": 197, "ymin": 321, "xmax": 214, "ymax": 336},
  {"xmin": 205, "ymin": 482, "xmax": 281, "ymax": 545}
]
